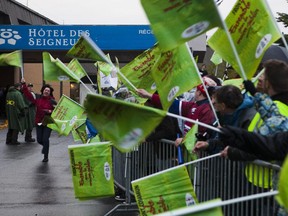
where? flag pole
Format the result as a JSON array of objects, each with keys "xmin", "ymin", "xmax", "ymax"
[
  {"xmin": 166, "ymin": 112, "xmax": 221, "ymax": 133},
  {"xmin": 185, "ymin": 43, "xmax": 220, "ymax": 127},
  {"xmin": 156, "ymin": 190, "xmax": 278, "ymax": 216}
]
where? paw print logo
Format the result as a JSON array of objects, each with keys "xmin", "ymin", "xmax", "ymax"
[{"xmin": 0, "ymin": 29, "xmax": 22, "ymax": 45}]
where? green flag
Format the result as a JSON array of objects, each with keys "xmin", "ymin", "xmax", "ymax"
[
  {"xmin": 66, "ymin": 33, "xmax": 112, "ymax": 64},
  {"xmin": 68, "ymin": 142, "xmax": 114, "ymax": 200},
  {"xmin": 96, "ymin": 54, "xmax": 115, "ymax": 76},
  {"xmin": 132, "ymin": 166, "xmax": 198, "ymax": 215},
  {"xmin": 67, "ymin": 58, "xmax": 89, "ymax": 80},
  {"xmin": 141, "ymin": 0, "xmax": 222, "ymax": 51},
  {"xmin": 207, "ymin": 0, "xmax": 282, "ymax": 79},
  {"xmin": 71, "ymin": 115, "xmax": 86, "ymax": 142},
  {"xmin": 43, "ymin": 52, "xmax": 80, "ymax": 82},
  {"xmin": 222, "ymin": 78, "xmax": 244, "ymax": 90},
  {"xmin": 152, "ymin": 43, "xmax": 201, "ymax": 110},
  {"xmin": 48, "ymin": 95, "xmax": 85, "ymax": 136},
  {"xmin": 84, "ymin": 93, "xmax": 166, "ymax": 152},
  {"xmin": 182, "ymin": 124, "xmax": 198, "ymax": 160},
  {"xmin": 120, "ymin": 44, "xmax": 160, "ymax": 104},
  {"xmin": 0, "ymin": 50, "xmax": 22, "ymax": 67},
  {"xmin": 210, "ymin": 52, "xmax": 223, "ymax": 65},
  {"xmin": 276, "ymin": 155, "xmax": 288, "ymax": 212}
]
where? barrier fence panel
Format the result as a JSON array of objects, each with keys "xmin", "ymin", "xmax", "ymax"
[{"xmin": 109, "ymin": 140, "xmax": 281, "ymax": 216}]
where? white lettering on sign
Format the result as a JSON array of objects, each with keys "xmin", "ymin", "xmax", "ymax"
[
  {"xmin": 139, "ymin": 29, "xmax": 153, "ymax": 34},
  {"xmin": 27, "ymin": 28, "xmax": 91, "ymax": 47}
]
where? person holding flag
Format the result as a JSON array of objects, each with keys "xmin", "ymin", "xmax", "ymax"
[
  {"xmin": 137, "ymin": 76, "xmax": 218, "ymax": 145},
  {"xmin": 21, "ymin": 78, "xmax": 57, "ymax": 162}
]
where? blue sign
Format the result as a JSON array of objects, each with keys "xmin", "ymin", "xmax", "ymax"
[{"xmin": 0, "ymin": 25, "xmax": 156, "ymax": 51}]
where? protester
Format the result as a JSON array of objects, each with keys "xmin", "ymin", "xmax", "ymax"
[
  {"xmin": 21, "ymin": 78, "xmax": 57, "ymax": 162},
  {"xmin": 193, "ymin": 84, "xmax": 257, "ymax": 158},
  {"xmin": 5, "ymin": 83, "xmax": 27, "ymax": 145},
  {"xmin": 137, "ymin": 76, "xmax": 218, "ymax": 146},
  {"xmin": 220, "ymin": 59, "xmax": 288, "ymax": 159},
  {"xmin": 23, "ymin": 83, "xmax": 36, "ymax": 142},
  {"xmin": 220, "ymin": 125, "xmax": 288, "ymax": 161}
]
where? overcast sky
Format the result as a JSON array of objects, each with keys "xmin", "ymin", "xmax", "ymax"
[{"xmin": 15, "ymin": 0, "xmax": 288, "ymax": 34}]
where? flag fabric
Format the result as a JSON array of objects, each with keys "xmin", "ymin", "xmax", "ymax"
[
  {"xmin": 96, "ymin": 54, "xmax": 115, "ymax": 76},
  {"xmin": 141, "ymin": 0, "xmax": 222, "ymax": 51},
  {"xmin": 74, "ymin": 121, "xmax": 101, "ymax": 144},
  {"xmin": 66, "ymin": 33, "xmax": 112, "ymax": 64},
  {"xmin": 48, "ymin": 95, "xmax": 85, "ymax": 136},
  {"xmin": 210, "ymin": 52, "xmax": 223, "ymax": 65},
  {"xmin": 68, "ymin": 142, "xmax": 114, "ymax": 200},
  {"xmin": 43, "ymin": 52, "xmax": 80, "ymax": 82},
  {"xmin": 0, "ymin": 50, "xmax": 22, "ymax": 67},
  {"xmin": 151, "ymin": 43, "xmax": 201, "ymax": 110},
  {"xmin": 84, "ymin": 93, "xmax": 166, "ymax": 152},
  {"xmin": 182, "ymin": 124, "xmax": 198, "ymax": 160},
  {"xmin": 207, "ymin": 0, "xmax": 282, "ymax": 80},
  {"xmin": 120, "ymin": 44, "xmax": 160, "ymax": 104},
  {"xmin": 67, "ymin": 58, "xmax": 89, "ymax": 80},
  {"xmin": 276, "ymin": 155, "xmax": 288, "ymax": 212},
  {"xmin": 71, "ymin": 117, "xmax": 86, "ymax": 142},
  {"xmin": 222, "ymin": 78, "xmax": 244, "ymax": 90},
  {"xmin": 132, "ymin": 166, "xmax": 198, "ymax": 215}
]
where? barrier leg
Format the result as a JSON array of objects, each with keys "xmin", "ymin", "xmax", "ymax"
[{"xmin": 104, "ymin": 152, "xmax": 139, "ymax": 216}]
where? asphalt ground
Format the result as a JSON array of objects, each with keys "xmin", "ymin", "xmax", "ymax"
[{"xmin": 0, "ymin": 122, "xmax": 139, "ymax": 216}]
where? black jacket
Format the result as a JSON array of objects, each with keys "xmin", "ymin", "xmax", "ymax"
[{"xmin": 220, "ymin": 125, "xmax": 288, "ymax": 161}]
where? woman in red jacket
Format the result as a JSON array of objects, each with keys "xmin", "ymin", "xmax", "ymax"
[{"xmin": 21, "ymin": 78, "xmax": 57, "ymax": 162}]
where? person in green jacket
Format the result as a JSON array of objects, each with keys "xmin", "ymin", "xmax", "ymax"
[{"xmin": 5, "ymin": 83, "xmax": 27, "ymax": 145}]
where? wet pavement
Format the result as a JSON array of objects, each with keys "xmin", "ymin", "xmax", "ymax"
[{"xmin": 0, "ymin": 124, "xmax": 139, "ymax": 216}]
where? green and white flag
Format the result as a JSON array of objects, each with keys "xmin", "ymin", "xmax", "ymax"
[
  {"xmin": 152, "ymin": 43, "xmax": 201, "ymax": 110},
  {"xmin": 208, "ymin": 0, "xmax": 282, "ymax": 79},
  {"xmin": 73, "ymin": 121, "xmax": 100, "ymax": 144},
  {"xmin": 210, "ymin": 52, "xmax": 223, "ymax": 65},
  {"xmin": 68, "ymin": 142, "xmax": 114, "ymax": 200},
  {"xmin": 0, "ymin": 50, "xmax": 22, "ymax": 67},
  {"xmin": 120, "ymin": 44, "xmax": 160, "ymax": 104},
  {"xmin": 67, "ymin": 58, "xmax": 89, "ymax": 80},
  {"xmin": 48, "ymin": 95, "xmax": 85, "ymax": 136},
  {"xmin": 182, "ymin": 124, "xmax": 198, "ymax": 160},
  {"xmin": 132, "ymin": 165, "xmax": 198, "ymax": 215},
  {"xmin": 84, "ymin": 93, "xmax": 166, "ymax": 152},
  {"xmin": 43, "ymin": 52, "xmax": 80, "ymax": 82},
  {"xmin": 71, "ymin": 115, "xmax": 86, "ymax": 142},
  {"xmin": 276, "ymin": 155, "xmax": 288, "ymax": 212},
  {"xmin": 66, "ymin": 33, "xmax": 112, "ymax": 65},
  {"xmin": 141, "ymin": 0, "xmax": 222, "ymax": 51},
  {"xmin": 96, "ymin": 54, "xmax": 115, "ymax": 76}
]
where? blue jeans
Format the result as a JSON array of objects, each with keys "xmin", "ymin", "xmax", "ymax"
[{"xmin": 36, "ymin": 125, "xmax": 52, "ymax": 158}]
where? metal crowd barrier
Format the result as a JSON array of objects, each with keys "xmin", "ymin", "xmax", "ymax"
[{"xmin": 105, "ymin": 139, "xmax": 281, "ymax": 216}]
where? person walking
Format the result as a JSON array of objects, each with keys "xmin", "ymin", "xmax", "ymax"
[
  {"xmin": 21, "ymin": 78, "xmax": 57, "ymax": 162},
  {"xmin": 23, "ymin": 83, "xmax": 36, "ymax": 143},
  {"xmin": 5, "ymin": 83, "xmax": 27, "ymax": 145}
]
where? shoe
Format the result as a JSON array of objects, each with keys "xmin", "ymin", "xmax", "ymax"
[
  {"xmin": 25, "ymin": 138, "xmax": 35, "ymax": 143},
  {"xmin": 115, "ymin": 195, "xmax": 125, "ymax": 202},
  {"xmin": 42, "ymin": 158, "xmax": 49, "ymax": 162}
]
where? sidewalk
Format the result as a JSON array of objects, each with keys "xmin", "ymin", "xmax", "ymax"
[{"xmin": 0, "ymin": 123, "xmax": 138, "ymax": 216}]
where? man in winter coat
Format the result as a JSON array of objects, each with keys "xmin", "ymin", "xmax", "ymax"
[{"xmin": 5, "ymin": 83, "xmax": 26, "ymax": 145}]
